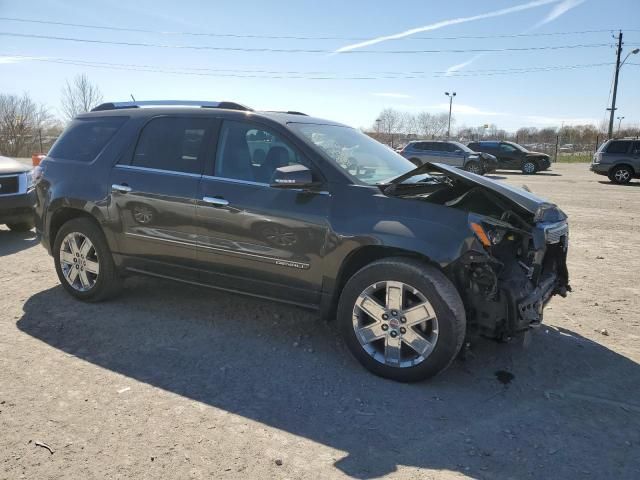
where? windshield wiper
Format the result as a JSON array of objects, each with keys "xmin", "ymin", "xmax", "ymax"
[
  {"xmin": 380, "ymin": 162, "xmax": 435, "ymax": 186},
  {"xmin": 381, "ymin": 173, "xmax": 449, "ymax": 196}
]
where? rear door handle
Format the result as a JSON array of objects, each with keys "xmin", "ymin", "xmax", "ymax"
[
  {"xmin": 112, "ymin": 184, "xmax": 132, "ymax": 193},
  {"xmin": 202, "ymin": 196, "xmax": 229, "ymax": 207}
]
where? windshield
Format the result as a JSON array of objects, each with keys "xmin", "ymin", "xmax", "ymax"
[
  {"xmin": 289, "ymin": 123, "xmax": 416, "ymax": 185},
  {"xmin": 505, "ymin": 141, "xmax": 529, "ymax": 153},
  {"xmin": 450, "ymin": 141, "xmax": 475, "ymax": 153}
]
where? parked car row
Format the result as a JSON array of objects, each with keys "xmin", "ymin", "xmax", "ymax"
[{"xmin": 399, "ymin": 140, "xmax": 552, "ymax": 175}]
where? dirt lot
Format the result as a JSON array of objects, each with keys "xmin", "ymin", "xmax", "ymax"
[{"xmin": 1, "ymin": 163, "xmax": 639, "ymax": 479}]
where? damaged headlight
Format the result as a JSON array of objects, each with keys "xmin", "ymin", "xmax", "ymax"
[
  {"xmin": 469, "ymin": 216, "xmax": 518, "ymax": 248},
  {"xmin": 534, "ymin": 203, "xmax": 567, "ymax": 224}
]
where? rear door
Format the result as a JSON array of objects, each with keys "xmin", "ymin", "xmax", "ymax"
[
  {"xmin": 445, "ymin": 143, "xmax": 465, "ymax": 167},
  {"xmin": 422, "ymin": 142, "xmax": 443, "ymax": 163},
  {"xmin": 408, "ymin": 142, "xmax": 428, "ymax": 163},
  {"xmin": 195, "ymin": 119, "xmax": 330, "ymax": 306},
  {"xmin": 109, "ymin": 115, "xmax": 217, "ymax": 279}
]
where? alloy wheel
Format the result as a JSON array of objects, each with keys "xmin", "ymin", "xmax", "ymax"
[
  {"xmin": 59, "ymin": 232, "xmax": 100, "ymax": 291},
  {"xmin": 466, "ymin": 163, "xmax": 483, "ymax": 175},
  {"xmin": 523, "ymin": 162, "xmax": 536, "ymax": 174},
  {"xmin": 352, "ymin": 281, "xmax": 439, "ymax": 368},
  {"xmin": 614, "ymin": 168, "xmax": 631, "ymax": 183}
]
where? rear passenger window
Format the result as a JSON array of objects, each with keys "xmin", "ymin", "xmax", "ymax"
[
  {"xmin": 49, "ymin": 117, "xmax": 127, "ymax": 162},
  {"xmin": 633, "ymin": 142, "xmax": 640, "ymax": 154},
  {"xmin": 132, "ymin": 117, "xmax": 209, "ymax": 174},
  {"xmin": 606, "ymin": 141, "xmax": 631, "ymax": 154}
]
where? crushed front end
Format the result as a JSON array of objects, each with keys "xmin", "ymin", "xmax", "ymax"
[{"xmin": 449, "ymin": 203, "xmax": 570, "ymax": 340}]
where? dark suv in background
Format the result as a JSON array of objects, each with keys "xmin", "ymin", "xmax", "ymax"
[
  {"xmin": 468, "ymin": 141, "xmax": 551, "ymax": 174},
  {"xmin": 590, "ymin": 138, "xmax": 640, "ymax": 184},
  {"xmin": 399, "ymin": 140, "xmax": 497, "ymax": 175},
  {"xmin": 34, "ymin": 100, "xmax": 570, "ymax": 382}
]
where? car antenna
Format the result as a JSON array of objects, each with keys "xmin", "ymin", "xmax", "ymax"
[{"xmin": 130, "ymin": 94, "xmax": 136, "ymax": 101}]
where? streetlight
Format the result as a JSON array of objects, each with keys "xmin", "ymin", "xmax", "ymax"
[
  {"xmin": 607, "ymin": 33, "xmax": 639, "ymax": 138},
  {"xmin": 445, "ymin": 91, "xmax": 456, "ymax": 139},
  {"xmin": 375, "ymin": 118, "xmax": 381, "ymax": 135},
  {"xmin": 616, "ymin": 116, "xmax": 625, "ymax": 135}
]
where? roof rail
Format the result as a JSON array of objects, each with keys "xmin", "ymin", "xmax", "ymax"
[
  {"xmin": 91, "ymin": 100, "xmax": 253, "ymax": 112},
  {"xmin": 264, "ymin": 110, "xmax": 308, "ymax": 116}
]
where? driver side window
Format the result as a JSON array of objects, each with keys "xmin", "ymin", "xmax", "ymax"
[
  {"xmin": 215, "ymin": 121, "xmax": 310, "ymax": 184},
  {"xmin": 500, "ymin": 144, "xmax": 517, "ymax": 153}
]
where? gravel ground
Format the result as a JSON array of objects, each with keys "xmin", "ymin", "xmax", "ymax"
[{"xmin": 1, "ymin": 163, "xmax": 639, "ymax": 479}]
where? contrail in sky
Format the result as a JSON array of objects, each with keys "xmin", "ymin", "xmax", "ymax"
[{"xmin": 334, "ymin": 0, "xmax": 559, "ymax": 53}]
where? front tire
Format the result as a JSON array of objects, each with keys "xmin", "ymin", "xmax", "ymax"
[
  {"xmin": 464, "ymin": 161, "xmax": 484, "ymax": 175},
  {"xmin": 609, "ymin": 165, "xmax": 633, "ymax": 184},
  {"xmin": 337, "ymin": 257, "xmax": 466, "ymax": 382},
  {"xmin": 53, "ymin": 217, "xmax": 121, "ymax": 302}
]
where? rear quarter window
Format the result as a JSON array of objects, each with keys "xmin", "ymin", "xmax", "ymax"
[
  {"xmin": 606, "ymin": 141, "xmax": 631, "ymax": 154},
  {"xmin": 49, "ymin": 117, "xmax": 127, "ymax": 162}
]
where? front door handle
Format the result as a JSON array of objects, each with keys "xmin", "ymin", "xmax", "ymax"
[
  {"xmin": 112, "ymin": 184, "xmax": 132, "ymax": 193},
  {"xmin": 202, "ymin": 196, "xmax": 229, "ymax": 207}
]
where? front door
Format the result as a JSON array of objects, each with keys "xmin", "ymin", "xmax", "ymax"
[
  {"xmin": 109, "ymin": 115, "xmax": 216, "ymax": 279},
  {"xmin": 194, "ymin": 120, "xmax": 330, "ymax": 306},
  {"xmin": 498, "ymin": 143, "xmax": 521, "ymax": 169}
]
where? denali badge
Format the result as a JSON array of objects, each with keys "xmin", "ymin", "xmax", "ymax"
[{"xmin": 275, "ymin": 260, "xmax": 309, "ymax": 270}]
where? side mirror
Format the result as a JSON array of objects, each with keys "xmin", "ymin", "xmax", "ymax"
[{"xmin": 270, "ymin": 164, "xmax": 316, "ymax": 189}]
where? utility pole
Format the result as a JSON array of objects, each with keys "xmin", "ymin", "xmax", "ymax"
[
  {"xmin": 608, "ymin": 31, "xmax": 623, "ymax": 139},
  {"xmin": 445, "ymin": 91, "xmax": 456, "ymax": 139}
]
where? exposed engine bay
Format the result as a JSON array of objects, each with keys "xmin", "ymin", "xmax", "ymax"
[{"xmin": 382, "ymin": 164, "xmax": 570, "ymax": 340}]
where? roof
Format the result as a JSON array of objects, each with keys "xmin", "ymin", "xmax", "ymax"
[{"xmin": 79, "ymin": 100, "xmax": 348, "ymax": 128}]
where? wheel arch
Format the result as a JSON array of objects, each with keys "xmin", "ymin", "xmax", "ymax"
[
  {"xmin": 610, "ymin": 163, "xmax": 636, "ymax": 175},
  {"xmin": 48, "ymin": 207, "xmax": 103, "ymax": 252},
  {"xmin": 320, "ymin": 245, "xmax": 441, "ymax": 321}
]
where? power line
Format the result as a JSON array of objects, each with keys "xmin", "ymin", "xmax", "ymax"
[
  {"xmin": 0, "ymin": 16, "xmax": 632, "ymax": 41},
  {"xmin": 3, "ymin": 54, "xmax": 613, "ymax": 76},
  {"xmin": 0, "ymin": 31, "xmax": 613, "ymax": 54},
  {"xmin": 3, "ymin": 53, "xmax": 614, "ymax": 79}
]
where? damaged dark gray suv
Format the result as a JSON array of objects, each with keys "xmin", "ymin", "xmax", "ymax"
[{"xmin": 34, "ymin": 100, "xmax": 570, "ymax": 382}]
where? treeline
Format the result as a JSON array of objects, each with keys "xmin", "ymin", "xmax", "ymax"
[
  {"xmin": 366, "ymin": 108, "xmax": 640, "ymax": 151},
  {"xmin": 0, "ymin": 74, "xmax": 103, "ymax": 158}
]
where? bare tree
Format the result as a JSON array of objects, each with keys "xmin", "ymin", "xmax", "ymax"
[
  {"xmin": 0, "ymin": 93, "xmax": 52, "ymax": 157},
  {"xmin": 416, "ymin": 112, "xmax": 450, "ymax": 138},
  {"xmin": 61, "ymin": 74, "xmax": 103, "ymax": 121},
  {"xmin": 376, "ymin": 108, "xmax": 404, "ymax": 136}
]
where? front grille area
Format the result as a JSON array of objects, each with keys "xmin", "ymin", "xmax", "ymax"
[
  {"xmin": 0, "ymin": 175, "xmax": 19, "ymax": 195},
  {"xmin": 545, "ymin": 222, "xmax": 568, "ymax": 244}
]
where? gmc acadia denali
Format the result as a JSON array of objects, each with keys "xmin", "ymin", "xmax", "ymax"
[{"xmin": 34, "ymin": 100, "xmax": 570, "ymax": 382}]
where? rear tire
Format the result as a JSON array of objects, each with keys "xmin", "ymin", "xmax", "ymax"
[
  {"xmin": 7, "ymin": 221, "xmax": 34, "ymax": 232},
  {"xmin": 337, "ymin": 257, "xmax": 466, "ymax": 382},
  {"xmin": 53, "ymin": 217, "xmax": 122, "ymax": 302},
  {"xmin": 609, "ymin": 165, "xmax": 633, "ymax": 184},
  {"xmin": 522, "ymin": 160, "xmax": 538, "ymax": 174}
]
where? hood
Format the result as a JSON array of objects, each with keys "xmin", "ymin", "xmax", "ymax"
[
  {"xmin": 478, "ymin": 152, "xmax": 498, "ymax": 162},
  {"xmin": 392, "ymin": 162, "xmax": 561, "ymax": 217},
  {"xmin": 0, "ymin": 156, "xmax": 30, "ymax": 175}
]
